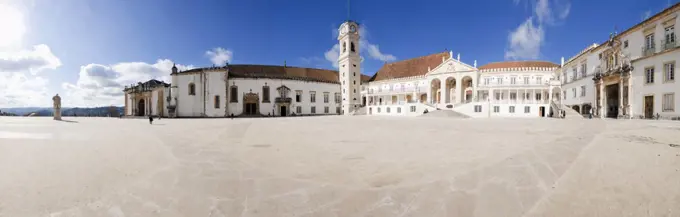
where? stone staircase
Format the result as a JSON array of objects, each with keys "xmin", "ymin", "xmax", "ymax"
[
  {"xmin": 559, "ymin": 105, "xmax": 584, "ymax": 119},
  {"xmin": 350, "ymin": 106, "xmax": 367, "ymax": 116}
]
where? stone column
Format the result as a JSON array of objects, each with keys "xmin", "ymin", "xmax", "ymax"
[
  {"xmin": 124, "ymin": 93, "xmax": 128, "ymax": 116},
  {"xmin": 627, "ymin": 76, "xmax": 633, "ymax": 118},
  {"xmin": 548, "ymin": 87, "xmax": 553, "ymax": 104},
  {"xmin": 599, "ymin": 81, "xmax": 605, "ymax": 119},
  {"xmin": 440, "ymin": 79, "xmax": 447, "ymax": 104},
  {"xmin": 532, "ymin": 89, "xmax": 536, "ymax": 104},
  {"xmin": 489, "ymin": 89, "xmax": 494, "ymax": 103},
  {"xmin": 618, "ymin": 76, "xmax": 623, "ymax": 117}
]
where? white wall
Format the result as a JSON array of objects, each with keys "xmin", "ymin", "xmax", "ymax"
[
  {"xmin": 175, "ymin": 70, "xmax": 227, "ymax": 117},
  {"xmin": 227, "ymin": 78, "xmax": 341, "ymax": 116},
  {"xmin": 205, "ymin": 72, "xmax": 227, "ymax": 117},
  {"xmin": 559, "ymin": 46, "xmax": 602, "ymax": 111},
  {"xmin": 631, "ymin": 49, "xmax": 680, "ymax": 118},
  {"xmin": 453, "ymin": 102, "xmax": 550, "ymax": 118},
  {"xmin": 367, "ymin": 103, "xmax": 432, "ymax": 117}
]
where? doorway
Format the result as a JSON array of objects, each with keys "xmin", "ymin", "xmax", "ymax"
[
  {"xmin": 280, "ymin": 106, "xmax": 287, "ymax": 117},
  {"xmin": 465, "ymin": 90, "xmax": 472, "ymax": 103},
  {"xmin": 539, "ymin": 106, "xmax": 545, "ymax": 117},
  {"xmin": 243, "ymin": 93, "xmax": 259, "ymax": 116},
  {"xmin": 137, "ymin": 99, "xmax": 145, "ymax": 116},
  {"xmin": 644, "ymin": 95, "xmax": 654, "ymax": 119},
  {"xmin": 605, "ymin": 83, "xmax": 620, "ymax": 118}
]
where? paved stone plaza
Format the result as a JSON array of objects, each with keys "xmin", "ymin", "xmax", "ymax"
[{"xmin": 0, "ymin": 116, "xmax": 679, "ymax": 217}]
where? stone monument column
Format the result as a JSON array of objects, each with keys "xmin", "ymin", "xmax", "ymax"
[{"xmin": 52, "ymin": 94, "xmax": 62, "ymax": 120}]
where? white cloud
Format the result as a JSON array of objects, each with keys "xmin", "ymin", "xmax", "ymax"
[
  {"xmin": 324, "ymin": 44, "xmax": 341, "ymax": 68},
  {"xmin": 0, "ymin": 72, "xmax": 50, "ymax": 107},
  {"xmin": 505, "ymin": 18, "xmax": 544, "ymax": 60},
  {"xmin": 558, "ymin": 2, "xmax": 571, "ymax": 19},
  {"xmin": 505, "ymin": 0, "xmax": 570, "ymax": 60},
  {"xmin": 205, "ymin": 47, "xmax": 233, "ymax": 66},
  {"xmin": 0, "ymin": 44, "xmax": 62, "ymax": 74},
  {"xmin": 61, "ymin": 59, "xmax": 194, "ymax": 107},
  {"xmin": 0, "ymin": 45, "xmax": 62, "ymax": 107},
  {"xmin": 321, "ymin": 24, "xmax": 396, "ymax": 68},
  {"xmin": 535, "ymin": 0, "xmax": 551, "ymax": 24},
  {"xmin": 643, "ymin": 10, "xmax": 652, "ymax": 20},
  {"xmin": 366, "ymin": 44, "xmax": 396, "ymax": 62}
]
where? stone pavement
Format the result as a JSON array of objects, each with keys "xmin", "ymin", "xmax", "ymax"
[{"xmin": 0, "ymin": 116, "xmax": 678, "ymax": 217}]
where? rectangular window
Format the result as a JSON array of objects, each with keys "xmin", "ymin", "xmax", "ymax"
[
  {"xmin": 665, "ymin": 62, "xmax": 675, "ymax": 82},
  {"xmin": 296, "ymin": 90, "xmax": 302, "ymax": 102},
  {"xmin": 311, "ymin": 106, "xmax": 316, "ymax": 114},
  {"xmin": 624, "ymin": 40, "xmax": 629, "ymax": 48},
  {"xmin": 474, "ymin": 105, "xmax": 482, "ymax": 113},
  {"xmin": 510, "ymin": 77, "xmax": 517, "ymax": 85},
  {"xmin": 572, "ymin": 67, "xmax": 577, "ymax": 80},
  {"xmin": 296, "ymin": 106, "xmax": 302, "ymax": 114},
  {"xmin": 510, "ymin": 93, "xmax": 517, "ymax": 100},
  {"xmin": 563, "ymin": 90, "xmax": 567, "ymax": 100},
  {"xmin": 535, "ymin": 76, "xmax": 542, "ymax": 84},
  {"xmin": 536, "ymin": 93, "xmax": 542, "ymax": 101},
  {"xmin": 562, "ymin": 72, "xmax": 567, "ymax": 83},
  {"xmin": 410, "ymin": 106, "xmax": 416, "ymax": 112},
  {"xmin": 663, "ymin": 93, "xmax": 675, "ymax": 112},
  {"xmin": 230, "ymin": 86, "xmax": 238, "ymax": 102},
  {"xmin": 336, "ymin": 107, "xmax": 340, "ymax": 114},
  {"xmin": 497, "ymin": 77, "xmax": 503, "ymax": 85},
  {"xmin": 262, "ymin": 86, "xmax": 270, "ymax": 102},
  {"xmin": 334, "ymin": 93, "xmax": 341, "ymax": 103},
  {"xmin": 646, "ymin": 67, "xmax": 655, "ymax": 84},
  {"xmin": 580, "ymin": 86, "xmax": 586, "ymax": 97},
  {"xmin": 214, "ymin": 95, "xmax": 220, "ymax": 108},
  {"xmin": 324, "ymin": 106, "xmax": 329, "ymax": 114},
  {"xmin": 397, "ymin": 107, "xmax": 402, "ymax": 113},
  {"xmin": 572, "ymin": 88, "xmax": 576, "ymax": 98},
  {"xmin": 387, "ymin": 107, "xmax": 391, "ymax": 113},
  {"xmin": 665, "ymin": 26, "xmax": 675, "ymax": 43},
  {"xmin": 524, "ymin": 106, "xmax": 530, "ymax": 113},
  {"xmin": 493, "ymin": 106, "xmax": 500, "ymax": 113},
  {"xmin": 377, "ymin": 107, "xmax": 381, "ymax": 113},
  {"xmin": 310, "ymin": 91, "xmax": 316, "ymax": 103},
  {"xmin": 580, "ymin": 64, "xmax": 587, "ymax": 77},
  {"xmin": 646, "ymin": 34, "xmax": 655, "ymax": 49},
  {"xmin": 484, "ymin": 77, "xmax": 491, "ymax": 85},
  {"xmin": 323, "ymin": 92, "xmax": 329, "ymax": 103},
  {"xmin": 509, "ymin": 106, "xmax": 515, "ymax": 113},
  {"xmin": 523, "ymin": 76, "xmax": 530, "ymax": 84}
]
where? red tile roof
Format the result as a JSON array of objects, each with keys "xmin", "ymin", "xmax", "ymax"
[
  {"xmin": 180, "ymin": 64, "xmax": 370, "ymax": 84},
  {"xmin": 371, "ymin": 51, "xmax": 451, "ymax": 82}
]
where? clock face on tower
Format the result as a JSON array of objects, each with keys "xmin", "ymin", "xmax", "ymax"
[{"xmin": 349, "ymin": 24, "xmax": 357, "ymax": 33}]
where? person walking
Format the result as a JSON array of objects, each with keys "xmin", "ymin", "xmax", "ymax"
[{"xmin": 149, "ymin": 115, "xmax": 154, "ymax": 124}]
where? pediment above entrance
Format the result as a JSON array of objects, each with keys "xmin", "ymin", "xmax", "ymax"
[{"xmin": 426, "ymin": 58, "xmax": 477, "ymax": 75}]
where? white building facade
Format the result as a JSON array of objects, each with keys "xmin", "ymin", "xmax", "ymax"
[
  {"xmin": 363, "ymin": 51, "xmax": 561, "ymax": 118},
  {"xmin": 558, "ymin": 2, "xmax": 680, "ymax": 119},
  {"xmin": 124, "ymin": 63, "xmax": 366, "ymax": 118}
]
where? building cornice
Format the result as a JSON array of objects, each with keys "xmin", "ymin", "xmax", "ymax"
[{"xmin": 479, "ymin": 67, "xmax": 558, "ymax": 73}]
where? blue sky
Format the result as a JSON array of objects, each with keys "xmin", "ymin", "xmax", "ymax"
[{"xmin": 0, "ymin": 0, "xmax": 674, "ymax": 107}]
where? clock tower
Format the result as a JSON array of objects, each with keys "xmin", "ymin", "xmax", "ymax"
[{"xmin": 337, "ymin": 21, "xmax": 361, "ymax": 115}]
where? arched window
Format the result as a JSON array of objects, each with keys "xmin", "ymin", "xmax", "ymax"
[
  {"xmin": 343, "ymin": 42, "xmax": 347, "ymax": 53},
  {"xmin": 350, "ymin": 42, "xmax": 356, "ymax": 52},
  {"xmin": 188, "ymin": 83, "xmax": 196, "ymax": 95}
]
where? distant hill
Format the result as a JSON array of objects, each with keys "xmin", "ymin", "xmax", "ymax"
[{"xmin": 0, "ymin": 107, "xmax": 124, "ymax": 117}]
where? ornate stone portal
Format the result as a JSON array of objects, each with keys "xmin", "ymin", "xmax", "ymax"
[{"xmin": 52, "ymin": 94, "xmax": 62, "ymax": 120}]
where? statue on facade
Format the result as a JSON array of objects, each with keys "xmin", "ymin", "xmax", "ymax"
[{"xmin": 52, "ymin": 94, "xmax": 62, "ymax": 120}]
